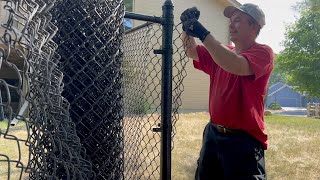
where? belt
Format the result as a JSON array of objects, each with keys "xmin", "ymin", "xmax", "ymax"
[{"xmin": 212, "ymin": 123, "xmax": 245, "ymax": 135}]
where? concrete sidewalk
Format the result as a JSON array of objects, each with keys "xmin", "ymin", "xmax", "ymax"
[{"xmin": 272, "ymin": 107, "xmax": 307, "ymax": 117}]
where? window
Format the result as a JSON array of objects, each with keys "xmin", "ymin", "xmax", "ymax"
[
  {"xmin": 124, "ymin": 0, "xmax": 133, "ymax": 30},
  {"xmin": 0, "ymin": 79, "xmax": 20, "ymax": 103},
  {"xmin": 125, "ymin": 0, "xmax": 133, "ymax": 12}
]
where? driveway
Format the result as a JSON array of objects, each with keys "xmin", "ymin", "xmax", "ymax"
[{"xmin": 272, "ymin": 107, "xmax": 307, "ymax": 117}]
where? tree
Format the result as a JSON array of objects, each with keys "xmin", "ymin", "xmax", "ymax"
[
  {"xmin": 268, "ymin": 54, "xmax": 287, "ymax": 87},
  {"xmin": 277, "ymin": 0, "xmax": 320, "ymax": 96}
]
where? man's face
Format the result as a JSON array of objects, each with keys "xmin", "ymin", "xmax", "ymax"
[{"xmin": 229, "ymin": 10, "xmax": 256, "ymax": 43}]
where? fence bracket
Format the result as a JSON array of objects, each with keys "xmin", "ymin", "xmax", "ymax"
[
  {"xmin": 154, "ymin": 49, "xmax": 163, "ymax": 54},
  {"xmin": 153, "ymin": 123, "xmax": 162, "ymax": 132},
  {"xmin": 153, "ymin": 127, "xmax": 162, "ymax": 132}
]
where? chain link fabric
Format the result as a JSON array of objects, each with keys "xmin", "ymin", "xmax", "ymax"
[
  {"xmin": 0, "ymin": 0, "xmax": 93, "ymax": 179},
  {"xmin": 121, "ymin": 22, "xmax": 189, "ymax": 179}
]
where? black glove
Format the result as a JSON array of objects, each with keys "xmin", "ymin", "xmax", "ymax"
[
  {"xmin": 182, "ymin": 18, "xmax": 210, "ymax": 42},
  {"xmin": 180, "ymin": 7, "xmax": 200, "ymax": 22}
]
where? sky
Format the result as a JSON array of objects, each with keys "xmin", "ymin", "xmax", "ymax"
[{"xmin": 237, "ymin": 0, "xmax": 304, "ymax": 53}]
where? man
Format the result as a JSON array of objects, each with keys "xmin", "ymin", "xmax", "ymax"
[{"xmin": 181, "ymin": 3, "xmax": 274, "ymax": 180}]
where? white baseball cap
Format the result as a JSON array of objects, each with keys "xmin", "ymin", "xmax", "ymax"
[{"xmin": 224, "ymin": 3, "xmax": 266, "ymax": 28}]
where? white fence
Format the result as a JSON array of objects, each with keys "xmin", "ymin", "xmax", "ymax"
[{"xmin": 307, "ymin": 103, "xmax": 320, "ymax": 118}]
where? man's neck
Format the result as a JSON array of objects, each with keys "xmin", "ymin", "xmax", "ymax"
[{"xmin": 234, "ymin": 40, "xmax": 257, "ymax": 54}]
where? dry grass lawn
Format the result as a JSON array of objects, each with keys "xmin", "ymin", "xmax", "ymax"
[
  {"xmin": 0, "ymin": 123, "xmax": 29, "ymax": 180},
  {"xmin": 1, "ymin": 113, "xmax": 320, "ymax": 180},
  {"xmin": 172, "ymin": 112, "xmax": 320, "ymax": 180}
]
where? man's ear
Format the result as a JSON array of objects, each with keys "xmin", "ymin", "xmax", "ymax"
[{"xmin": 252, "ymin": 24, "xmax": 260, "ymax": 37}]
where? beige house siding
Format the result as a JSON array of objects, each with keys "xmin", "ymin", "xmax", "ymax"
[
  {"xmin": 132, "ymin": 0, "xmax": 239, "ymax": 111},
  {"xmin": 0, "ymin": 1, "xmax": 7, "ymax": 36},
  {"xmin": 0, "ymin": 3, "xmax": 26, "ymax": 114}
]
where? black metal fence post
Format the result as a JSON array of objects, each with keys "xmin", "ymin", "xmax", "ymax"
[{"xmin": 161, "ymin": 0, "xmax": 174, "ymax": 180}]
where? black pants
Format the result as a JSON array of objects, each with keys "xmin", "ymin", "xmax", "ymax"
[{"xmin": 195, "ymin": 122, "xmax": 266, "ymax": 180}]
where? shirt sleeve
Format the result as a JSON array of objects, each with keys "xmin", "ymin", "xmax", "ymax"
[
  {"xmin": 193, "ymin": 45, "xmax": 216, "ymax": 75},
  {"xmin": 240, "ymin": 45, "xmax": 274, "ymax": 80}
]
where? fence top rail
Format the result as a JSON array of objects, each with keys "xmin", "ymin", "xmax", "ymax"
[
  {"xmin": 125, "ymin": 11, "xmax": 163, "ymax": 24},
  {"xmin": 124, "ymin": 21, "xmax": 155, "ymax": 35}
]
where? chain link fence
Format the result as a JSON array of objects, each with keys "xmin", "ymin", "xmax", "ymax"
[
  {"xmin": 0, "ymin": 0, "xmax": 190, "ymax": 179},
  {"xmin": 0, "ymin": 0, "xmax": 93, "ymax": 179},
  {"xmin": 121, "ymin": 21, "xmax": 189, "ymax": 179}
]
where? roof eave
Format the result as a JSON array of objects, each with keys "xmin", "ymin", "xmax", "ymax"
[
  {"xmin": 217, "ymin": 0, "xmax": 241, "ymax": 7},
  {"xmin": 227, "ymin": 0, "xmax": 241, "ymax": 6}
]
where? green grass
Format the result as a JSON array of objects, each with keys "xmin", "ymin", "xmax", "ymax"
[
  {"xmin": 0, "ymin": 120, "xmax": 26, "ymax": 130},
  {"xmin": 266, "ymin": 115, "xmax": 320, "ymax": 133}
]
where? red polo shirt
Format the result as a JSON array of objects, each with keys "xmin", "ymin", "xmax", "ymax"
[{"xmin": 193, "ymin": 44, "xmax": 274, "ymax": 149}]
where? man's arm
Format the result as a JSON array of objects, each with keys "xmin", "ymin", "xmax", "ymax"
[
  {"xmin": 180, "ymin": 10, "xmax": 254, "ymax": 76},
  {"xmin": 202, "ymin": 34, "xmax": 254, "ymax": 76},
  {"xmin": 182, "ymin": 31, "xmax": 199, "ymax": 61}
]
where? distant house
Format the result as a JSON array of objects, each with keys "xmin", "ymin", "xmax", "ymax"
[
  {"xmin": 266, "ymin": 83, "xmax": 303, "ymax": 107},
  {"xmin": 266, "ymin": 82, "xmax": 320, "ymax": 107}
]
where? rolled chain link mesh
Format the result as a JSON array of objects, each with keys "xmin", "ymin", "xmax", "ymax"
[
  {"xmin": 0, "ymin": 0, "xmax": 190, "ymax": 179},
  {"xmin": 0, "ymin": 0, "xmax": 93, "ymax": 179},
  {"xmin": 50, "ymin": 0, "xmax": 125, "ymax": 179}
]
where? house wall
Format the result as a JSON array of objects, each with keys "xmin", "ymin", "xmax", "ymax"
[
  {"xmin": 0, "ymin": 1, "xmax": 7, "ymax": 36},
  {"xmin": 132, "ymin": 0, "xmax": 235, "ymax": 111},
  {"xmin": 0, "ymin": 3, "xmax": 28, "ymax": 116}
]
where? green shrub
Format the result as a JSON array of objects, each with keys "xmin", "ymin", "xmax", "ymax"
[
  {"xmin": 264, "ymin": 110, "xmax": 272, "ymax": 116},
  {"xmin": 268, "ymin": 102, "xmax": 282, "ymax": 110},
  {"xmin": 135, "ymin": 100, "xmax": 150, "ymax": 114}
]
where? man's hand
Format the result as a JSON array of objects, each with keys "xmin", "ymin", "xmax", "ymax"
[
  {"xmin": 182, "ymin": 19, "xmax": 210, "ymax": 42},
  {"xmin": 180, "ymin": 7, "xmax": 200, "ymax": 22}
]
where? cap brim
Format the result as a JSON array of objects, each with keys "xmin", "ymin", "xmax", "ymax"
[{"xmin": 223, "ymin": 6, "xmax": 239, "ymax": 18}]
